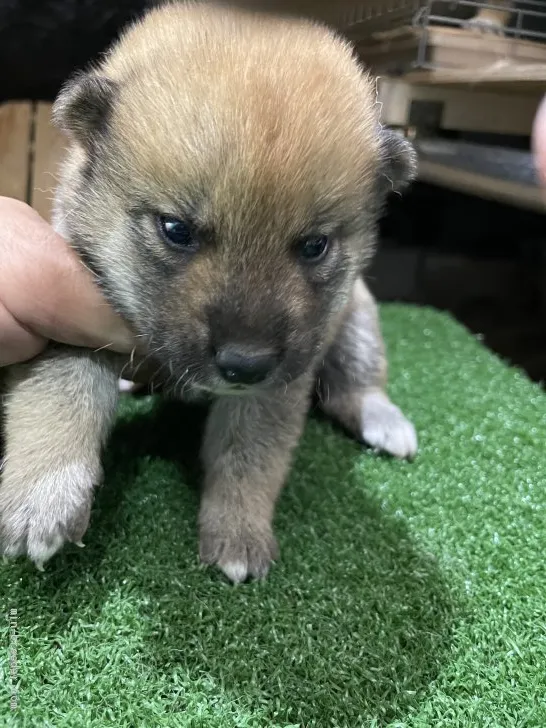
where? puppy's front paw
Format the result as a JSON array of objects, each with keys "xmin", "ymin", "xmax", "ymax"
[
  {"xmin": 0, "ymin": 463, "xmax": 97, "ymax": 569},
  {"xmin": 361, "ymin": 390, "xmax": 417, "ymax": 460},
  {"xmin": 199, "ymin": 521, "xmax": 279, "ymax": 583}
]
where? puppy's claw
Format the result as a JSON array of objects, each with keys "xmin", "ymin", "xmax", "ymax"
[
  {"xmin": 200, "ymin": 524, "xmax": 278, "ymax": 583},
  {"xmin": 221, "ymin": 561, "xmax": 250, "ymax": 584},
  {"xmin": 0, "ymin": 464, "xmax": 94, "ymax": 568},
  {"xmin": 118, "ymin": 378, "xmax": 144, "ymax": 394}
]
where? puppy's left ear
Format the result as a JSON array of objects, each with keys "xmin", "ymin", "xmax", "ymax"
[{"xmin": 378, "ymin": 127, "xmax": 418, "ymax": 196}]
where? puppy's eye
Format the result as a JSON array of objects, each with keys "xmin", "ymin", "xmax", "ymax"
[
  {"xmin": 298, "ymin": 234, "xmax": 329, "ymax": 262},
  {"xmin": 158, "ymin": 215, "xmax": 197, "ymax": 249}
]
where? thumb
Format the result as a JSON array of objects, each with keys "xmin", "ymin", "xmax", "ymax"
[
  {"xmin": 532, "ymin": 95, "xmax": 546, "ymax": 187},
  {"xmin": 0, "ymin": 198, "xmax": 135, "ymax": 354}
]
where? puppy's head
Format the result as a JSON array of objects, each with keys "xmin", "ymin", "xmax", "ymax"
[{"xmin": 53, "ymin": 3, "xmax": 415, "ymax": 396}]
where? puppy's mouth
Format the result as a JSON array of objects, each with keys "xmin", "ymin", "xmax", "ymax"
[
  {"xmin": 193, "ymin": 381, "xmax": 259, "ymax": 397},
  {"xmin": 122, "ymin": 343, "xmax": 309, "ymax": 398}
]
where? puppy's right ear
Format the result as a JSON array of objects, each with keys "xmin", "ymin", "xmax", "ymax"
[
  {"xmin": 378, "ymin": 127, "xmax": 417, "ymax": 194},
  {"xmin": 53, "ymin": 72, "xmax": 117, "ymax": 147}
]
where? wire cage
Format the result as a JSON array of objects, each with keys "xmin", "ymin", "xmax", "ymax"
[
  {"xmin": 413, "ymin": 1, "xmax": 546, "ymax": 70},
  {"xmin": 316, "ymin": 2, "xmax": 546, "ymax": 211},
  {"xmin": 328, "ymin": 1, "xmax": 546, "ymax": 75}
]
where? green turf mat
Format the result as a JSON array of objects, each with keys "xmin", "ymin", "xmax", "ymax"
[{"xmin": 1, "ymin": 304, "xmax": 545, "ymax": 727}]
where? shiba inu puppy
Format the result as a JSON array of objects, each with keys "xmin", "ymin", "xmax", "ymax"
[
  {"xmin": 466, "ymin": 0, "xmax": 513, "ymax": 33},
  {"xmin": 0, "ymin": 1, "xmax": 417, "ymax": 582}
]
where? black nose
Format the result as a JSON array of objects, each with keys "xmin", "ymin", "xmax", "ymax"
[{"xmin": 215, "ymin": 345, "xmax": 279, "ymax": 385}]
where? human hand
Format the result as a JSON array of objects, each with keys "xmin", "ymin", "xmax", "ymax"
[
  {"xmin": 0, "ymin": 197, "xmax": 134, "ymax": 366},
  {"xmin": 533, "ymin": 95, "xmax": 546, "ymax": 188}
]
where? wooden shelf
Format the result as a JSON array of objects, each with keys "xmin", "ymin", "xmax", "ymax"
[
  {"xmin": 0, "ymin": 103, "xmax": 33, "ymax": 203},
  {"xmin": 403, "ymin": 65, "xmax": 546, "ymax": 95},
  {"xmin": 0, "ymin": 102, "xmax": 65, "ymax": 222},
  {"xmin": 358, "ymin": 25, "xmax": 546, "ymax": 92}
]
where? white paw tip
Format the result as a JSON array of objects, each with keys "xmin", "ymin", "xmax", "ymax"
[
  {"xmin": 221, "ymin": 560, "xmax": 248, "ymax": 584},
  {"xmin": 74, "ymin": 541, "xmax": 85, "ymax": 548},
  {"xmin": 365, "ymin": 421, "xmax": 417, "ymax": 460},
  {"xmin": 118, "ymin": 379, "xmax": 145, "ymax": 393},
  {"xmin": 361, "ymin": 392, "xmax": 418, "ymax": 460},
  {"xmin": 35, "ymin": 562, "xmax": 46, "ymax": 572}
]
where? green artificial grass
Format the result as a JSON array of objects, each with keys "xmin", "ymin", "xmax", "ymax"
[{"xmin": 1, "ymin": 304, "xmax": 545, "ymax": 727}]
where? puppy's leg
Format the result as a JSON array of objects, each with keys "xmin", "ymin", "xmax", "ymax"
[
  {"xmin": 0, "ymin": 348, "xmax": 119, "ymax": 568},
  {"xmin": 199, "ymin": 387, "xmax": 309, "ymax": 583},
  {"xmin": 318, "ymin": 278, "xmax": 417, "ymax": 460}
]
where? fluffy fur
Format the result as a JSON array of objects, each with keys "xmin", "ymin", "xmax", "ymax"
[
  {"xmin": 466, "ymin": 0, "xmax": 513, "ymax": 33},
  {"xmin": 0, "ymin": 2, "xmax": 417, "ymax": 582}
]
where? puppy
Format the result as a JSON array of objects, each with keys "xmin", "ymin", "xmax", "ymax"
[
  {"xmin": 465, "ymin": 1, "xmax": 513, "ymax": 33},
  {"xmin": 0, "ymin": 1, "xmax": 417, "ymax": 582}
]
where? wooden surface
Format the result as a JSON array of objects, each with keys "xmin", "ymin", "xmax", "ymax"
[
  {"xmin": 0, "ymin": 102, "xmax": 65, "ymax": 222},
  {"xmin": 358, "ymin": 25, "xmax": 546, "ymax": 67},
  {"xmin": 359, "ymin": 25, "xmax": 546, "ymax": 95},
  {"xmin": 403, "ymin": 65, "xmax": 546, "ymax": 95},
  {"xmin": 0, "ymin": 102, "xmax": 33, "ymax": 203}
]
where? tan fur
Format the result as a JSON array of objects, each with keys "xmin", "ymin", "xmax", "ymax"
[
  {"xmin": 0, "ymin": 1, "xmax": 417, "ymax": 581},
  {"xmin": 467, "ymin": 1, "xmax": 513, "ymax": 32}
]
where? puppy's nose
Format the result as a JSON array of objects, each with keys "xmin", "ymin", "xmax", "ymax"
[{"xmin": 215, "ymin": 345, "xmax": 278, "ymax": 385}]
